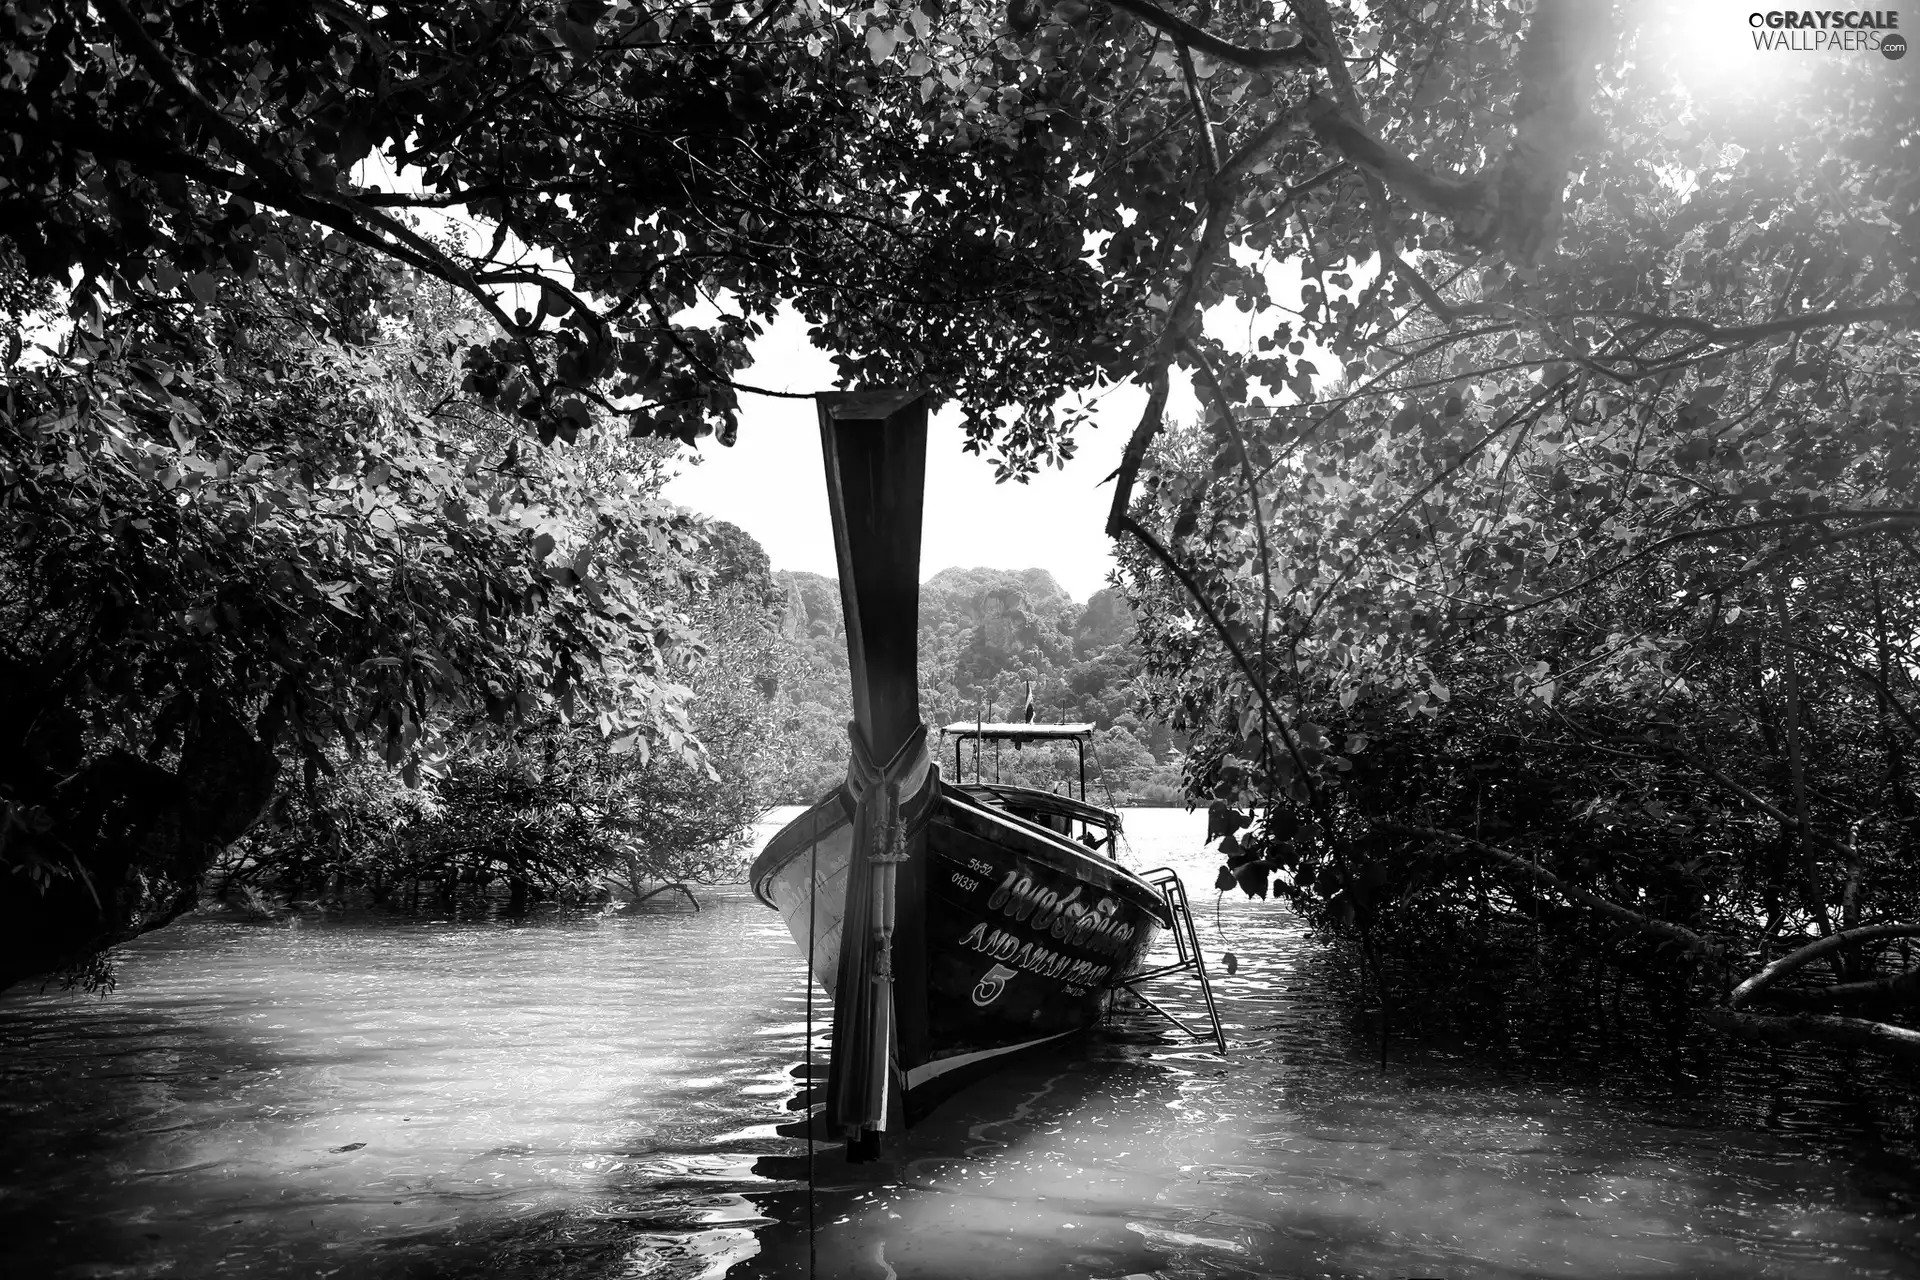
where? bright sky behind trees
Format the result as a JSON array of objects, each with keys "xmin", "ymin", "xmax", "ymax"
[{"xmin": 661, "ymin": 307, "xmax": 1205, "ymax": 601}]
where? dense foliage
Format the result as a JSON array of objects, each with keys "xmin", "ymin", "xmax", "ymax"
[
  {"xmin": 1102, "ymin": 15, "xmax": 1920, "ymax": 1060},
  {"xmin": 3, "ymin": 0, "xmax": 1140, "ymax": 457},
  {"xmin": 0, "ymin": 252, "xmax": 717, "ymax": 982},
  {"xmin": 213, "ymin": 529, "xmax": 790, "ymax": 917}
]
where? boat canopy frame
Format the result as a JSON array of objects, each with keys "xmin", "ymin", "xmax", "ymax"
[{"xmin": 940, "ymin": 721, "xmax": 1097, "ymax": 800}]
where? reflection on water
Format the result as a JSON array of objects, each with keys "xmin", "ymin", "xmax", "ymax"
[{"xmin": 1, "ymin": 809, "xmax": 1915, "ymax": 1279}]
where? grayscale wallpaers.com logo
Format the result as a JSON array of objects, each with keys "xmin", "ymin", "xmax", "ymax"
[{"xmin": 1747, "ymin": 10, "xmax": 1906, "ymax": 57}]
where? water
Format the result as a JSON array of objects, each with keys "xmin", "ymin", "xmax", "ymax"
[{"xmin": 1, "ymin": 809, "xmax": 1915, "ymax": 1279}]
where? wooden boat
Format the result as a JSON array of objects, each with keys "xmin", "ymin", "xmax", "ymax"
[{"xmin": 748, "ymin": 388, "xmax": 1172, "ymax": 1159}]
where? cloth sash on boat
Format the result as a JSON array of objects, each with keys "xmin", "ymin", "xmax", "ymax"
[{"xmin": 828, "ymin": 720, "xmax": 937, "ymax": 1147}]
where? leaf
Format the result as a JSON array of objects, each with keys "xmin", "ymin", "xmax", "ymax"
[
  {"xmin": 866, "ymin": 24, "xmax": 897, "ymax": 64},
  {"xmin": 558, "ymin": 397, "xmax": 592, "ymax": 444},
  {"xmin": 1233, "ymin": 862, "xmax": 1268, "ymax": 899},
  {"xmin": 1214, "ymin": 865, "xmax": 1235, "ymax": 892},
  {"xmin": 188, "ymin": 272, "xmax": 218, "ymax": 304},
  {"xmin": 558, "ymin": 18, "xmax": 597, "ymax": 56},
  {"xmin": 1207, "ymin": 802, "xmax": 1251, "ymax": 843}
]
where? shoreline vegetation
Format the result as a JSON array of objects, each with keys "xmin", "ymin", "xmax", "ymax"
[{"xmin": 182, "ymin": 553, "xmax": 1196, "ymax": 951}]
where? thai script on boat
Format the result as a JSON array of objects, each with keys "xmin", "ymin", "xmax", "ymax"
[
  {"xmin": 985, "ymin": 871, "xmax": 1139, "ymax": 958},
  {"xmin": 957, "ymin": 922, "xmax": 1113, "ymax": 989}
]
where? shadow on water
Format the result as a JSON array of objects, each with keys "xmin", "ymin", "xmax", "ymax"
[
  {"xmin": 2, "ymin": 809, "xmax": 1917, "ymax": 1280},
  {"xmin": 734, "ymin": 995, "xmax": 1920, "ymax": 1280}
]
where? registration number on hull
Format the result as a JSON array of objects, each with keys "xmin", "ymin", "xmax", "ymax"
[{"xmin": 949, "ymin": 856, "xmax": 997, "ymax": 895}]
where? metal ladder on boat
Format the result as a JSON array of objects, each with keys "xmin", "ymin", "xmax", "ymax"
[{"xmin": 1111, "ymin": 868, "xmax": 1227, "ymax": 1053}]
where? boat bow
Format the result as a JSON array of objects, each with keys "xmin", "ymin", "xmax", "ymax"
[{"xmin": 816, "ymin": 388, "xmax": 933, "ymax": 1159}]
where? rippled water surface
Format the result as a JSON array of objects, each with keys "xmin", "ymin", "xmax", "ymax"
[{"xmin": 2, "ymin": 809, "xmax": 1915, "ymax": 1279}]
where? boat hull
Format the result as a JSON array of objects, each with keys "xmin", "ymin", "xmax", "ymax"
[{"xmin": 753, "ymin": 784, "xmax": 1166, "ymax": 1120}]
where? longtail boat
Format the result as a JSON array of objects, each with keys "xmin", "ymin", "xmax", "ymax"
[{"xmin": 748, "ymin": 388, "xmax": 1178, "ymax": 1160}]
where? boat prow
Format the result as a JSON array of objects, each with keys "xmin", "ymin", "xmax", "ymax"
[{"xmin": 751, "ymin": 778, "xmax": 1167, "ymax": 1119}]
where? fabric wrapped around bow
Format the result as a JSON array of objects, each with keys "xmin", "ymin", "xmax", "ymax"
[{"xmin": 828, "ymin": 720, "xmax": 938, "ymax": 1150}]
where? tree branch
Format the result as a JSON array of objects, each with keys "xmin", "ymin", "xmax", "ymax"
[
  {"xmin": 1177, "ymin": 42, "xmax": 1221, "ymax": 178},
  {"xmin": 1662, "ymin": 742, "xmax": 1860, "ymax": 865},
  {"xmin": 1701, "ymin": 1008, "xmax": 1920, "ymax": 1061},
  {"xmin": 1289, "ymin": 0, "xmax": 1607, "ymax": 262},
  {"xmin": 91, "ymin": 0, "xmax": 284, "ymax": 179},
  {"xmin": 1106, "ymin": 367, "xmax": 1171, "ymax": 539},
  {"xmin": 1728, "ymin": 923, "xmax": 1920, "ymax": 1008},
  {"xmin": 1189, "ymin": 341, "xmax": 1278, "ymax": 777},
  {"xmin": 1100, "ymin": 0, "xmax": 1320, "ymax": 70},
  {"xmin": 1305, "ymin": 376, "xmax": 1563, "ymax": 627},
  {"xmin": 1114, "ymin": 512, "xmax": 1318, "ymax": 798},
  {"xmin": 1604, "ymin": 302, "xmax": 1920, "ymax": 344},
  {"xmin": 90, "ymin": 0, "xmax": 583, "ymax": 401},
  {"xmin": 1467, "ymin": 511, "xmax": 1920, "ymax": 628},
  {"xmin": 628, "ymin": 882, "xmax": 701, "ymax": 911},
  {"xmin": 1390, "ymin": 824, "xmax": 1713, "ymax": 956},
  {"xmin": 1757, "ymin": 966, "xmax": 1920, "ymax": 1009},
  {"xmin": 1103, "ymin": 152, "xmax": 1338, "ymax": 540}
]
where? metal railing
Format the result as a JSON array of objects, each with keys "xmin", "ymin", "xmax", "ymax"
[{"xmin": 1110, "ymin": 867, "xmax": 1227, "ymax": 1053}]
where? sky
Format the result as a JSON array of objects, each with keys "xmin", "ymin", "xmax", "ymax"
[{"xmin": 661, "ymin": 307, "xmax": 1202, "ymax": 604}]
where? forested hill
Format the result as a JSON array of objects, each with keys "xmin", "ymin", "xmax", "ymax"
[{"xmin": 764, "ymin": 565, "xmax": 1183, "ymax": 805}]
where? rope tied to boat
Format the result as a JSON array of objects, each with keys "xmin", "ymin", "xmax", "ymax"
[
  {"xmin": 831, "ymin": 721, "xmax": 938, "ymax": 1154},
  {"xmin": 843, "ymin": 720, "xmax": 937, "ymax": 821}
]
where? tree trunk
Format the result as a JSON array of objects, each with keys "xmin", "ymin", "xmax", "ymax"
[
  {"xmin": 1773, "ymin": 581, "xmax": 1831, "ymax": 940},
  {"xmin": 630, "ymin": 883, "xmax": 700, "ymax": 911},
  {"xmin": 0, "ymin": 698, "xmax": 279, "ymax": 991}
]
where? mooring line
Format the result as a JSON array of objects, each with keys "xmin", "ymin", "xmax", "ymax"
[{"xmin": 805, "ymin": 825, "xmax": 818, "ymax": 1280}]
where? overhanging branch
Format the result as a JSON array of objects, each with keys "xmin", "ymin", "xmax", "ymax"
[
  {"xmin": 1728, "ymin": 923, "xmax": 1920, "ymax": 1008},
  {"xmin": 1287, "ymin": 0, "xmax": 1607, "ymax": 262},
  {"xmin": 1100, "ymin": 0, "xmax": 1319, "ymax": 69},
  {"xmin": 1114, "ymin": 512, "xmax": 1319, "ymax": 799},
  {"xmin": 1605, "ymin": 302, "xmax": 1920, "ymax": 343}
]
